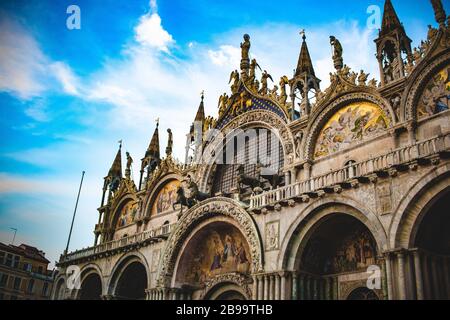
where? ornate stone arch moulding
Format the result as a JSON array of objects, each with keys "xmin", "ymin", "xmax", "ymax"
[
  {"xmin": 402, "ymin": 50, "xmax": 450, "ymax": 121},
  {"xmin": 156, "ymin": 197, "xmax": 264, "ymax": 287},
  {"xmin": 200, "ymin": 273, "xmax": 252, "ymax": 300},
  {"xmin": 389, "ymin": 163, "xmax": 450, "ymax": 249},
  {"xmin": 278, "ymin": 196, "xmax": 388, "ymax": 271},
  {"xmin": 107, "ymin": 251, "xmax": 151, "ymax": 294},
  {"xmin": 303, "ymin": 91, "xmax": 394, "ymax": 161}
]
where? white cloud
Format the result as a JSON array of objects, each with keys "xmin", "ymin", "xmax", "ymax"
[
  {"xmin": 208, "ymin": 45, "xmax": 240, "ymax": 67},
  {"xmin": 134, "ymin": 13, "xmax": 174, "ymax": 52},
  {"xmin": 50, "ymin": 62, "xmax": 80, "ymax": 95},
  {"xmin": 0, "ymin": 17, "xmax": 80, "ymax": 100},
  {"xmin": 0, "ymin": 18, "xmax": 48, "ymax": 99}
]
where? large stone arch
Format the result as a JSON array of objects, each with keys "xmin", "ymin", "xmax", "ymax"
[
  {"xmin": 303, "ymin": 92, "xmax": 395, "ymax": 161},
  {"xmin": 76, "ymin": 264, "xmax": 104, "ymax": 300},
  {"xmin": 107, "ymin": 251, "xmax": 150, "ymax": 296},
  {"xmin": 279, "ymin": 196, "xmax": 388, "ymax": 271},
  {"xmin": 197, "ymin": 110, "xmax": 295, "ymax": 192},
  {"xmin": 402, "ymin": 49, "xmax": 450, "ymax": 122},
  {"xmin": 389, "ymin": 163, "xmax": 450, "ymax": 249},
  {"xmin": 156, "ymin": 198, "xmax": 263, "ymax": 287},
  {"xmin": 52, "ymin": 274, "xmax": 66, "ymax": 300}
]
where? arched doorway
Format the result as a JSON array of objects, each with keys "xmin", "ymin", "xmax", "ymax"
[
  {"xmin": 79, "ymin": 273, "xmax": 102, "ymax": 300},
  {"xmin": 412, "ymin": 188, "xmax": 450, "ymax": 300},
  {"xmin": 297, "ymin": 214, "xmax": 379, "ymax": 300},
  {"xmin": 347, "ymin": 287, "xmax": 379, "ymax": 300},
  {"xmin": 216, "ymin": 290, "xmax": 246, "ymax": 300},
  {"xmin": 115, "ymin": 261, "xmax": 148, "ymax": 300},
  {"xmin": 203, "ymin": 281, "xmax": 249, "ymax": 300},
  {"xmin": 53, "ymin": 278, "xmax": 66, "ymax": 300}
]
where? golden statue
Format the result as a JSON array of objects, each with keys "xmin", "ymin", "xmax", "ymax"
[
  {"xmin": 260, "ymin": 70, "xmax": 273, "ymax": 95},
  {"xmin": 279, "ymin": 76, "xmax": 289, "ymax": 105},
  {"xmin": 249, "ymin": 58, "xmax": 261, "ymax": 85},
  {"xmin": 218, "ymin": 92, "xmax": 229, "ymax": 117},
  {"xmin": 241, "ymin": 34, "xmax": 251, "ymax": 61},
  {"xmin": 229, "ymin": 70, "xmax": 240, "ymax": 94},
  {"xmin": 358, "ymin": 70, "xmax": 369, "ymax": 86}
]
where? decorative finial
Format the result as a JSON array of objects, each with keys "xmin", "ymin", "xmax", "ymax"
[
  {"xmin": 201, "ymin": 90, "xmax": 205, "ymax": 101},
  {"xmin": 118, "ymin": 140, "xmax": 122, "ymax": 148},
  {"xmin": 300, "ymin": 29, "xmax": 306, "ymax": 41},
  {"xmin": 155, "ymin": 118, "xmax": 159, "ymax": 127}
]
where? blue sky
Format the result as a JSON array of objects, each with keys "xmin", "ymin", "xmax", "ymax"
[{"xmin": 0, "ymin": 0, "xmax": 448, "ymax": 267}]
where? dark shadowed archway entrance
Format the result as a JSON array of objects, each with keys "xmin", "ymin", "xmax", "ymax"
[
  {"xmin": 347, "ymin": 287, "xmax": 379, "ymax": 300},
  {"xmin": 297, "ymin": 214, "xmax": 380, "ymax": 300},
  {"xmin": 79, "ymin": 273, "xmax": 102, "ymax": 300},
  {"xmin": 413, "ymin": 188, "xmax": 450, "ymax": 300},
  {"xmin": 115, "ymin": 261, "xmax": 147, "ymax": 300}
]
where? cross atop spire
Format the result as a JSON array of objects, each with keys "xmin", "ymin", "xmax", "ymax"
[
  {"xmin": 194, "ymin": 91, "xmax": 206, "ymax": 123},
  {"xmin": 294, "ymin": 30, "xmax": 316, "ymax": 78}
]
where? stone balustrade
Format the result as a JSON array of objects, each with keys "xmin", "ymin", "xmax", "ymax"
[
  {"xmin": 249, "ymin": 134, "xmax": 450, "ymax": 210},
  {"xmin": 59, "ymin": 223, "xmax": 175, "ymax": 264}
]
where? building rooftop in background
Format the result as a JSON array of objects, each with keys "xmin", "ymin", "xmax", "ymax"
[{"xmin": 0, "ymin": 242, "xmax": 53, "ymax": 300}]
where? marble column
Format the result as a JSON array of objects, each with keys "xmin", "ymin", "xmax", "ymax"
[
  {"xmin": 258, "ymin": 275, "xmax": 264, "ymax": 300},
  {"xmin": 252, "ymin": 275, "xmax": 258, "ymax": 300},
  {"xmin": 334, "ymin": 277, "xmax": 339, "ymax": 300},
  {"xmin": 422, "ymin": 253, "xmax": 431, "ymax": 299},
  {"xmin": 413, "ymin": 250, "xmax": 424, "ymax": 300},
  {"xmin": 324, "ymin": 278, "xmax": 330, "ymax": 300},
  {"xmin": 397, "ymin": 251, "xmax": 407, "ymax": 300},
  {"xmin": 431, "ymin": 255, "xmax": 441, "ymax": 299},
  {"xmin": 291, "ymin": 273, "xmax": 298, "ymax": 300},
  {"xmin": 263, "ymin": 275, "xmax": 269, "ymax": 300},
  {"xmin": 299, "ymin": 274, "xmax": 305, "ymax": 300},
  {"xmin": 444, "ymin": 257, "xmax": 450, "ymax": 299},
  {"xmin": 280, "ymin": 272, "xmax": 287, "ymax": 300},
  {"xmin": 385, "ymin": 253, "xmax": 394, "ymax": 300},
  {"xmin": 313, "ymin": 278, "xmax": 318, "ymax": 300},
  {"xmin": 269, "ymin": 275, "xmax": 274, "ymax": 300},
  {"xmin": 305, "ymin": 276, "xmax": 310, "ymax": 300},
  {"xmin": 275, "ymin": 274, "xmax": 280, "ymax": 300}
]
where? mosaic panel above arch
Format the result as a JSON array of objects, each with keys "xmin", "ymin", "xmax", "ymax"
[
  {"xmin": 417, "ymin": 64, "xmax": 450, "ymax": 119},
  {"xmin": 151, "ymin": 179, "xmax": 180, "ymax": 216},
  {"xmin": 314, "ymin": 101, "xmax": 390, "ymax": 159},
  {"xmin": 116, "ymin": 201, "xmax": 138, "ymax": 228},
  {"xmin": 176, "ymin": 222, "xmax": 251, "ymax": 285}
]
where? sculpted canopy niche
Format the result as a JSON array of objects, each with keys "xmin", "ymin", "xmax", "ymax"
[{"xmin": 314, "ymin": 101, "xmax": 390, "ymax": 159}]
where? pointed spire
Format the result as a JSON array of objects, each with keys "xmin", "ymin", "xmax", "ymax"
[
  {"xmin": 146, "ymin": 120, "xmax": 160, "ymax": 160},
  {"xmin": 194, "ymin": 91, "xmax": 205, "ymax": 123},
  {"xmin": 108, "ymin": 142, "xmax": 122, "ymax": 178},
  {"xmin": 380, "ymin": 0, "xmax": 403, "ymax": 36},
  {"xmin": 295, "ymin": 30, "xmax": 316, "ymax": 77}
]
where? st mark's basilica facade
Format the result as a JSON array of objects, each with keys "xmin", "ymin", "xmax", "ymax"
[{"xmin": 53, "ymin": 0, "xmax": 450, "ymax": 300}]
